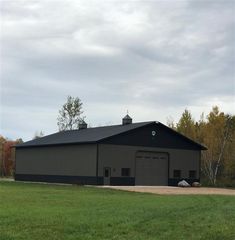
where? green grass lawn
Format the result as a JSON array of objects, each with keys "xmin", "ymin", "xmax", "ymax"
[{"xmin": 0, "ymin": 182, "xmax": 235, "ymax": 240}]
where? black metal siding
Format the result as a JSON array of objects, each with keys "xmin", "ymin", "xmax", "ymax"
[
  {"xmin": 101, "ymin": 123, "xmax": 202, "ymax": 150},
  {"xmin": 15, "ymin": 174, "xmax": 104, "ymax": 185}
]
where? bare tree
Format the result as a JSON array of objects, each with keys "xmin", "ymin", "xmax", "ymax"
[{"xmin": 57, "ymin": 96, "xmax": 84, "ymax": 131}]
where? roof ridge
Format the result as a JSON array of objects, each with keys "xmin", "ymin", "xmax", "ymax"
[
  {"xmin": 16, "ymin": 121, "xmax": 155, "ymax": 148},
  {"xmin": 66, "ymin": 121, "xmax": 155, "ymax": 131}
]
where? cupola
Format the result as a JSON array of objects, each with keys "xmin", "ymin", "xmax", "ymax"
[
  {"xmin": 79, "ymin": 120, "xmax": 87, "ymax": 129},
  {"xmin": 122, "ymin": 114, "xmax": 132, "ymax": 125}
]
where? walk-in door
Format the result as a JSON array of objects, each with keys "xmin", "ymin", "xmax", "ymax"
[{"xmin": 103, "ymin": 167, "xmax": 111, "ymax": 185}]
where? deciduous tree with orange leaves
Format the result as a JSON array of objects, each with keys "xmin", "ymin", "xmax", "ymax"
[{"xmin": 0, "ymin": 136, "xmax": 23, "ymax": 176}]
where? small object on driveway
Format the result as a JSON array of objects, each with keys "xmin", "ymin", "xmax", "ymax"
[
  {"xmin": 178, "ymin": 180, "xmax": 190, "ymax": 187},
  {"xmin": 192, "ymin": 182, "xmax": 201, "ymax": 187}
]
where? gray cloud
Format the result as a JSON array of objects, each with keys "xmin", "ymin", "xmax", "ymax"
[{"xmin": 1, "ymin": 0, "xmax": 234, "ymax": 140}]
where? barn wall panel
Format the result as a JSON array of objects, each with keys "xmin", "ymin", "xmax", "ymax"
[
  {"xmin": 98, "ymin": 144, "xmax": 200, "ymax": 185},
  {"xmin": 16, "ymin": 144, "xmax": 97, "ymax": 176}
]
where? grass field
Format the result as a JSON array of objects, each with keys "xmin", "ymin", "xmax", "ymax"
[{"xmin": 0, "ymin": 181, "xmax": 235, "ymax": 240}]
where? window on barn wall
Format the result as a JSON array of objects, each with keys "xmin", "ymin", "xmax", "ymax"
[
  {"xmin": 173, "ymin": 170, "xmax": 181, "ymax": 178},
  {"xmin": 189, "ymin": 170, "xmax": 196, "ymax": 179},
  {"xmin": 121, "ymin": 168, "xmax": 130, "ymax": 177}
]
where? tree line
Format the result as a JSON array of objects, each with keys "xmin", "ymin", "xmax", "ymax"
[{"xmin": 168, "ymin": 106, "xmax": 235, "ymax": 186}]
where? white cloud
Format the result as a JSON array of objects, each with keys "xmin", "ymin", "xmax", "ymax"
[{"xmin": 0, "ymin": 0, "xmax": 234, "ymax": 140}]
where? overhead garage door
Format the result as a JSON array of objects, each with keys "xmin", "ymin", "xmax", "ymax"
[{"xmin": 135, "ymin": 151, "xmax": 168, "ymax": 186}]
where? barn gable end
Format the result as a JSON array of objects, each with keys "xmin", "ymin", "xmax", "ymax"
[{"xmin": 100, "ymin": 122, "xmax": 205, "ymax": 150}]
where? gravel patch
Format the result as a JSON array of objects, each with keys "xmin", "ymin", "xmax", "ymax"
[
  {"xmin": 100, "ymin": 186, "xmax": 235, "ymax": 196},
  {"xmin": 0, "ymin": 178, "xmax": 14, "ymax": 182}
]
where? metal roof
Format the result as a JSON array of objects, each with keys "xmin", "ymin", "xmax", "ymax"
[{"xmin": 16, "ymin": 121, "xmax": 154, "ymax": 148}]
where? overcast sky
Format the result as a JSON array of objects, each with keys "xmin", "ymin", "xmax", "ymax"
[{"xmin": 1, "ymin": 0, "xmax": 235, "ymax": 141}]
